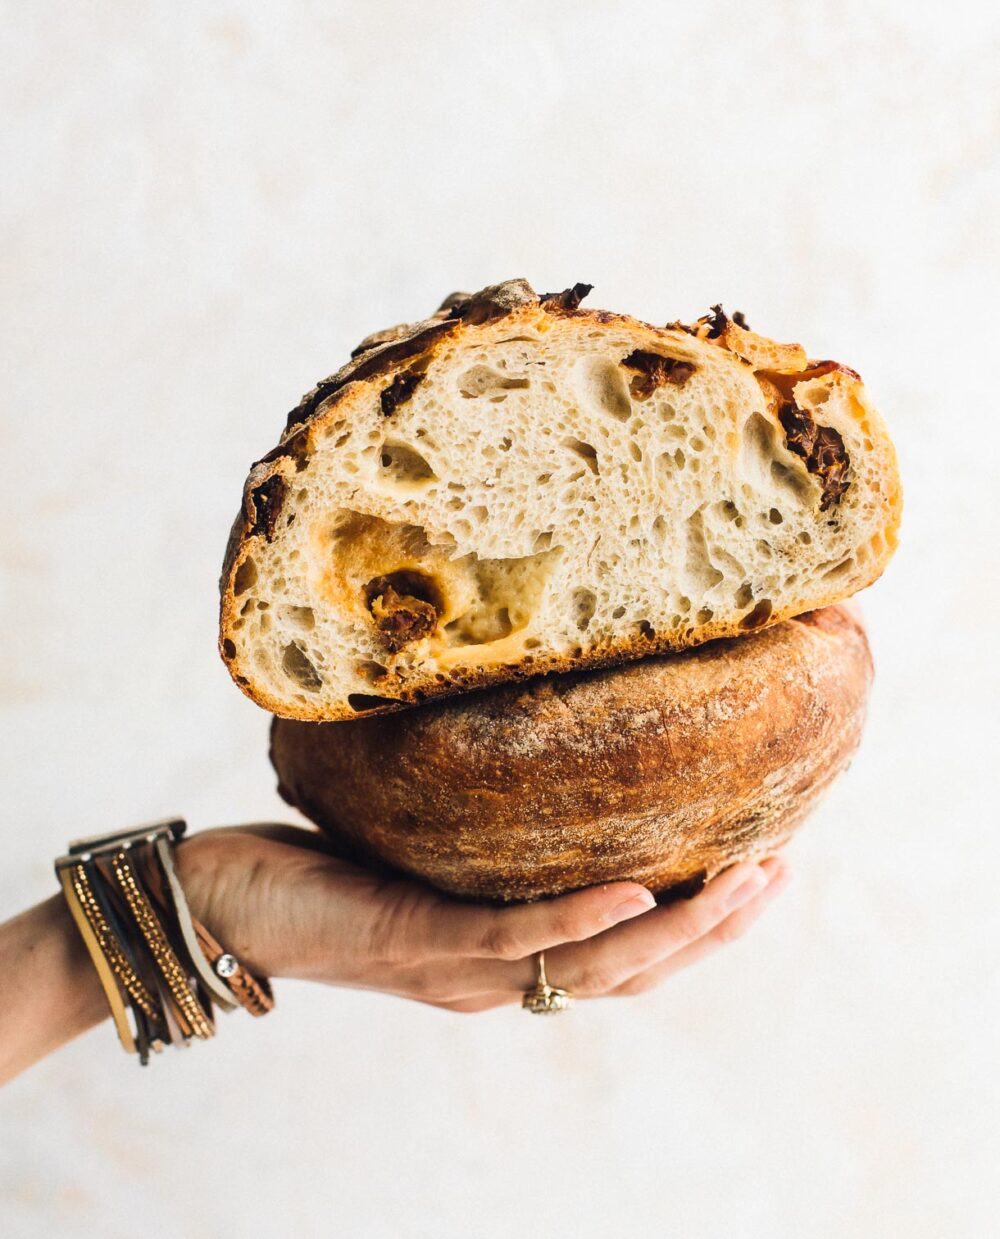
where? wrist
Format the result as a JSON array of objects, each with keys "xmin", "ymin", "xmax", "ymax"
[{"xmin": 0, "ymin": 895, "xmax": 109, "ymax": 1085}]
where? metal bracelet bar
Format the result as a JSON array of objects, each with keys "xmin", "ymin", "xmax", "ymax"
[
  {"xmin": 57, "ymin": 867, "xmax": 137, "ymax": 1055},
  {"xmin": 58, "ymin": 818, "xmax": 186, "ymax": 864}
]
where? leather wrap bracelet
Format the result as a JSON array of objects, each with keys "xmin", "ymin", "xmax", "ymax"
[{"xmin": 55, "ymin": 819, "xmax": 273, "ymax": 1065}]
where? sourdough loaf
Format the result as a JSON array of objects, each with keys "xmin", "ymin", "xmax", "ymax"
[
  {"xmin": 270, "ymin": 605, "xmax": 872, "ymax": 901},
  {"xmin": 221, "ymin": 281, "xmax": 899, "ymax": 721}
]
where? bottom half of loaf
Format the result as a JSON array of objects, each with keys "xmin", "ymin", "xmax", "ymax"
[{"xmin": 270, "ymin": 604, "xmax": 872, "ymax": 901}]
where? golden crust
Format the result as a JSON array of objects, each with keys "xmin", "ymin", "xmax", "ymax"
[
  {"xmin": 219, "ymin": 280, "xmax": 901, "ymax": 722},
  {"xmin": 270, "ymin": 605, "xmax": 873, "ymax": 901}
]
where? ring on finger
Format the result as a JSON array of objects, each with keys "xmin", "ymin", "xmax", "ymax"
[{"xmin": 521, "ymin": 950, "xmax": 574, "ymax": 1014}]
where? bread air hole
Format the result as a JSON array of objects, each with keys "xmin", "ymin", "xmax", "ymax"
[
  {"xmin": 572, "ymin": 587, "xmax": 597, "ymax": 631},
  {"xmin": 443, "ymin": 547, "xmax": 561, "ymax": 649},
  {"xmin": 280, "ymin": 605, "xmax": 315, "ymax": 632},
  {"xmin": 770, "ymin": 459, "xmax": 813, "ymax": 503},
  {"xmin": 356, "ymin": 660, "xmax": 389, "ymax": 684},
  {"xmin": 233, "ymin": 557, "xmax": 258, "ymax": 595},
  {"xmin": 684, "ymin": 511, "xmax": 725, "ymax": 594},
  {"xmin": 573, "ymin": 356, "xmax": 632, "ymax": 423},
  {"xmin": 458, "ymin": 365, "xmax": 530, "ymax": 398},
  {"xmin": 741, "ymin": 413, "xmax": 814, "ymax": 507},
  {"xmin": 820, "ymin": 557, "xmax": 855, "ymax": 580},
  {"xmin": 740, "ymin": 599, "xmax": 773, "ymax": 629},
  {"xmin": 347, "ymin": 693, "xmax": 399, "ymax": 713},
  {"xmin": 379, "ymin": 440, "xmax": 437, "ymax": 488},
  {"xmin": 282, "ymin": 642, "xmax": 322, "ymax": 691},
  {"xmin": 562, "ymin": 438, "xmax": 599, "ymax": 475},
  {"xmin": 445, "ymin": 606, "xmax": 512, "ymax": 646}
]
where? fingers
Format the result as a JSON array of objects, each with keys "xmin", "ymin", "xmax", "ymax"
[
  {"xmin": 402, "ymin": 859, "xmax": 786, "ymax": 1006},
  {"xmin": 422, "ymin": 880, "xmax": 658, "ymax": 963},
  {"xmin": 609, "ymin": 858, "xmax": 792, "ymax": 996},
  {"xmin": 528, "ymin": 860, "xmax": 774, "ymax": 998},
  {"xmin": 418, "ymin": 863, "xmax": 788, "ymax": 1011}
]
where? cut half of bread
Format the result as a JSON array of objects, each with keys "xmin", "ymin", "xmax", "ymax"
[{"xmin": 220, "ymin": 279, "xmax": 900, "ymax": 721}]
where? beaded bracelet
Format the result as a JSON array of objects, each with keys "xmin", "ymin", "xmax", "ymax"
[{"xmin": 55, "ymin": 819, "xmax": 273, "ymax": 1065}]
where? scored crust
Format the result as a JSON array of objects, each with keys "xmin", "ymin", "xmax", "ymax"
[
  {"xmin": 270, "ymin": 605, "xmax": 873, "ymax": 901},
  {"xmin": 219, "ymin": 280, "xmax": 901, "ymax": 721}
]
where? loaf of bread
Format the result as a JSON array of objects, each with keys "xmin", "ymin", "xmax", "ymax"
[
  {"xmin": 270, "ymin": 605, "xmax": 872, "ymax": 901},
  {"xmin": 221, "ymin": 280, "xmax": 899, "ymax": 721}
]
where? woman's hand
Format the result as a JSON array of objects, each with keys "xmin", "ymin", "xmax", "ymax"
[
  {"xmin": 177, "ymin": 826, "xmax": 791, "ymax": 1011},
  {"xmin": 0, "ymin": 825, "xmax": 791, "ymax": 1084}
]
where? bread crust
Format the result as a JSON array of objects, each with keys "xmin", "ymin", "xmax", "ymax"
[
  {"xmin": 220, "ymin": 281, "xmax": 901, "ymax": 721},
  {"xmin": 270, "ymin": 605, "xmax": 873, "ymax": 901}
]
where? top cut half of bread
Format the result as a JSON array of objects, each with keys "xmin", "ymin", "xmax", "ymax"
[{"xmin": 220, "ymin": 279, "xmax": 901, "ymax": 721}]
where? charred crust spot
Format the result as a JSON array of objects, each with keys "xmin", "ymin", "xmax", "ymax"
[
  {"xmin": 540, "ymin": 283, "xmax": 594, "ymax": 311},
  {"xmin": 364, "ymin": 570, "xmax": 444, "ymax": 653},
  {"xmin": 798, "ymin": 358, "xmax": 863, "ymax": 383},
  {"xmin": 380, "ymin": 369, "xmax": 424, "ymax": 417},
  {"xmin": 434, "ymin": 291, "xmax": 474, "ymax": 316},
  {"xmin": 621, "ymin": 350, "xmax": 696, "ymax": 398},
  {"xmin": 250, "ymin": 474, "xmax": 288, "ymax": 541},
  {"xmin": 443, "ymin": 279, "xmax": 538, "ymax": 325},
  {"xmin": 778, "ymin": 401, "xmax": 851, "ymax": 511},
  {"xmin": 285, "ymin": 320, "xmax": 456, "ymax": 433},
  {"xmin": 732, "ymin": 310, "xmax": 751, "ymax": 330},
  {"xmin": 258, "ymin": 429, "xmax": 311, "ymax": 471},
  {"xmin": 704, "ymin": 304, "xmax": 729, "ymax": 339},
  {"xmin": 285, "ymin": 379, "xmax": 343, "ymax": 434}
]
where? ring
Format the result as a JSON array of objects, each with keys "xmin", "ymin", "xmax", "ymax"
[{"xmin": 521, "ymin": 951, "xmax": 573, "ymax": 1014}]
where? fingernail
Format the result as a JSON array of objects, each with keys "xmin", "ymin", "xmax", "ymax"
[
  {"xmin": 608, "ymin": 891, "xmax": 657, "ymax": 925},
  {"xmin": 766, "ymin": 867, "xmax": 793, "ymax": 895},
  {"xmin": 725, "ymin": 867, "xmax": 767, "ymax": 910}
]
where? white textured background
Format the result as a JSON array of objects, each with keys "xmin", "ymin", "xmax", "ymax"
[{"xmin": 2, "ymin": 3, "xmax": 998, "ymax": 1236}]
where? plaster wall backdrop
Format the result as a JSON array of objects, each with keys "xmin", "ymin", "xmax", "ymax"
[{"xmin": 2, "ymin": 3, "xmax": 998, "ymax": 1237}]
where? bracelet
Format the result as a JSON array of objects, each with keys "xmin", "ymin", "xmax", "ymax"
[{"xmin": 54, "ymin": 819, "xmax": 273, "ymax": 1065}]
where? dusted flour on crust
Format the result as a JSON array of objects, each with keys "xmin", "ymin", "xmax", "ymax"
[{"xmin": 270, "ymin": 606, "xmax": 873, "ymax": 901}]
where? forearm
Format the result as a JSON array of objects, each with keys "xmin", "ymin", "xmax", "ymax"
[{"xmin": 0, "ymin": 894, "xmax": 108, "ymax": 1086}]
